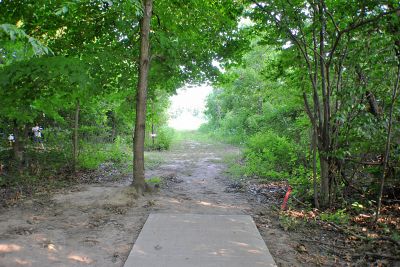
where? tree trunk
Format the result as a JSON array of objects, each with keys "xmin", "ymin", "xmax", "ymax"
[
  {"xmin": 151, "ymin": 100, "xmax": 155, "ymax": 146},
  {"xmin": 111, "ymin": 112, "xmax": 116, "ymax": 142},
  {"xmin": 318, "ymin": 0, "xmax": 332, "ymax": 208},
  {"xmin": 319, "ymin": 153, "xmax": 330, "ymax": 208},
  {"xmin": 72, "ymin": 99, "xmax": 80, "ymax": 172},
  {"xmin": 151, "ymin": 122, "xmax": 155, "ymax": 146},
  {"xmin": 356, "ymin": 67, "xmax": 382, "ymax": 117},
  {"xmin": 365, "ymin": 91, "xmax": 381, "ymax": 117},
  {"xmin": 12, "ymin": 120, "xmax": 23, "ymax": 170},
  {"xmin": 132, "ymin": 0, "xmax": 153, "ymax": 194},
  {"xmin": 312, "ymin": 128, "xmax": 319, "ymax": 208},
  {"xmin": 375, "ymin": 60, "xmax": 399, "ymax": 223}
]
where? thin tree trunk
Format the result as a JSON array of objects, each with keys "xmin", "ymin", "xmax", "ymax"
[
  {"xmin": 72, "ymin": 99, "xmax": 80, "ymax": 172},
  {"xmin": 151, "ymin": 100, "xmax": 155, "ymax": 146},
  {"xmin": 365, "ymin": 91, "xmax": 381, "ymax": 117},
  {"xmin": 133, "ymin": 0, "xmax": 153, "ymax": 194},
  {"xmin": 319, "ymin": 154, "xmax": 330, "ymax": 207},
  {"xmin": 12, "ymin": 120, "xmax": 23, "ymax": 171},
  {"xmin": 318, "ymin": 0, "xmax": 331, "ymax": 208},
  {"xmin": 312, "ymin": 127, "xmax": 319, "ymax": 208},
  {"xmin": 375, "ymin": 62, "xmax": 400, "ymax": 223},
  {"xmin": 111, "ymin": 112, "xmax": 116, "ymax": 142}
]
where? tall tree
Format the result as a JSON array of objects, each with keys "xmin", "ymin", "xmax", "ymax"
[
  {"xmin": 133, "ymin": 0, "xmax": 153, "ymax": 193},
  {"xmin": 131, "ymin": 0, "xmax": 247, "ymax": 192},
  {"xmin": 250, "ymin": 0, "xmax": 400, "ymax": 208}
]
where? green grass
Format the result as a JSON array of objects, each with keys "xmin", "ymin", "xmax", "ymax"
[
  {"xmin": 144, "ymin": 151, "xmax": 164, "ymax": 170},
  {"xmin": 172, "ymin": 130, "xmax": 218, "ymax": 144},
  {"xmin": 222, "ymin": 152, "xmax": 247, "ymax": 180},
  {"xmin": 79, "ymin": 136, "xmax": 132, "ymax": 170},
  {"xmin": 320, "ymin": 209, "xmax": 350, "ymax": 225},
  {"xmin": 146, "ymin": 176, "xmax": 162, "ymax": 185}
]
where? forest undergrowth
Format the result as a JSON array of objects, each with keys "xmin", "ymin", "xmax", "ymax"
[{"xmin": 220, "ymin": 148, "xmax": 400, "ymax": 265}]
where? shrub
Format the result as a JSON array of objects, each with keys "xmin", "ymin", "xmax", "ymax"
[
  {"xmin": 279, "ymin": 213, "xmax": 304, "ymax": 231},
  {"xmin": 145, "ymin": 127, "xmax": 174, "ymax": 151},
  {"xmin": 147, "ymin": 176, "xmax": 161, "ymax": 185},
  {"xmin": 78, "ymin": 136, "xmax": 130, "ymax": 170},
  {"xmin": 244, "ymin": 131, "xmax": 297, "ymax": 180},
  {"xmin": 320, "ymin": 209, "xmax": 350, "ymax": 224}
]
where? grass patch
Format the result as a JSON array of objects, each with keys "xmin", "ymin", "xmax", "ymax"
[
  {"xmin": 320, "ymin": 209, "xmax": 350, "ymax": 225},
  {"xmin": 173, "ymin": 130, "xmax": 219, "ymax": 144},
  {"xmin": 279, "ymin": 213, "xmax": 306, "ymax": 232},
  {"xmin": 79, "ymin": 136, "xmax": 131, "ymax": 170},
  {"xmin": 147, "ymin": 176, "xmax": 162, "ymax": 185},
  {"xmin": 144, "ymin": 152, "xmax": 164, "ymax": 170},
  {"xmin": 223, "ymin": 153, "xmax": 246, "ymax": 180}
]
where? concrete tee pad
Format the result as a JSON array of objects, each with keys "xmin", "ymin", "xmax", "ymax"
[{"xmin": 124, "ymin": 214, "xmax": 276, "ymax": 267}]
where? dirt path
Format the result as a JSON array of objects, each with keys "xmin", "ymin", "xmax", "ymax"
[{"xmin": 0, "ymin": 137, "xmax": 300, "ymax": 267}]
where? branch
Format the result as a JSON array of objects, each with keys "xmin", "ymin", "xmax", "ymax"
[
  {"xmin": 375, "ymin": 237, "xmax": 400, "ymax": 248},
  {"xmin": 353, "ymin": 253, "xmax": 400, "ymax": 261},
  {"xmin": 328, "ymin": 222, "xmax": 369, "ymax": 241},
  {"xmin": 328, "ymin": 222, "xmax": 400, "ymax": 248},
  {"xmin": 327, "ymin": 8, "xmax": 400, "ymax": 66},
  {"xmin": 303, "ymin": 92, "xmax": 314, "ymax": 120},
  {"xmin": 300, "ymin": 238, "xmax": 349, "ymax": 250},
  {"xmin": 326, "ymin": 10, "xmax": 339, "ymax": 33},
  {"xmin": 342, "ymin": 8, "xmax": 400, "ymax": 34},
  {"xmin": 344, "ymin": 157, "xmax": 382, "ymax": 166}
]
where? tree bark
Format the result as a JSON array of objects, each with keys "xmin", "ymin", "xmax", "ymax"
[
  {"xmin": 319, "ymin": 154, "xmax": 330, "ymax": 207},
  {"xmin": 318, "ymin": 0, "xmax": 332, "ymax": 208},
  {"xmin": 72, "ymin": 99, "xmax": 80, "ymax": 172},
  {"xmin": 151, "ymin": 100, "xmax": 155, "ymax": 146},
  {"xmin": 375, "ymin": 60, "xmax": 399, "ymax": 223},
  {"xmin": 132, "ymin": 0, "xmax": 153, "ymax": 194},
  {"xmin": 312, "ymin": 128, "xmax": 319, "ymax": 208},
  {"xmin": 365, "ymin": 91, "xmax": 381, "ymax": 117},
  {"xmin": 12, "ymin": 120, "xmax": 23, "ymax": 169}
]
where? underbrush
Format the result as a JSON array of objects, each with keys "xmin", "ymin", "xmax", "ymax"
[
  {"xmin": 174, "ymin": 129, "xmax": 217, "ymax": 143},
  {"xmin": 0, "ymin": 135, "xmax": 134, "ymax": 205},
  {"xmin": 79, "ymin": 136, "xmax": 131, "ymax": 170},
  {"xmin": 144, "ymin": 152, "xmax": 164, "ymax": 170},
  {"xmin": 244, "ymin": 131, "xmax": 298, "ymax": 180},
  {"xmin": 144, "ymin": 127, "xmax": 175, "ymax": 151}
]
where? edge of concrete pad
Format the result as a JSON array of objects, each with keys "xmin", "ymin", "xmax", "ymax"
[{"xmin": 124, "ymin": 213, "xmax": 277, "ymax": 267}]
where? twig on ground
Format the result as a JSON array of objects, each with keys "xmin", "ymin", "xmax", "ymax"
[
  {"xmin": 300, "ymin": 238, "xmax": 349, "ymax": 250},
  {"xmin": 291, "ymin": 196, "xmax": 308, "ymax": 207},
  {"xmin": 328, "ymin": 222, "xmax": 368, "ymax": 240},
  {"xmin": 327, "ymin": 222, "xmax": 400, "ymax": 247},
  {"xmin": 374, "ymin": 237, "xmax": 400, "ymax": 247},
  {"xmin": 353, "ymin": 252, "xmax": 400, "ymax": 261}
]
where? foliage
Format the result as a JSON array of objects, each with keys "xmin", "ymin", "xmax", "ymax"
[
  {"xmin": 147, "ymin": 176, "xmax": 161, "ymax": 185},
  {"xmin": 248, "ymin": 0, "xmax": 400, "ymax": 208},
  {"xmin": 144, "ymin": 152, "xmax": 164, "ymax": 170},
  {"xmin": 204, "ymin": 43, "xmax": 310, "ymax": 186},
  {"xmin": 244, "ymin": 131, "xmax": 297, "ymax": 180},
  {"xmin": 78, "ymin": 136, "xmax": 130, "ymax": 170},
  {"xmin": 279, "ymin": 213, "xmax": 304, "ymax": 232},
  {"xmin": 145, "ymin": 126, "xmax": 175, "ymax": 151},
  {"xmin": 204, "ymin": 0, "xmax": 400, "ymax": 211},
  {"xmin": 320, "ymin": 209, "xmax": 350, "ymax": 225},
  {"xmin": 0, "ymin": 0, "xmax": 248, "ymax": 183}
]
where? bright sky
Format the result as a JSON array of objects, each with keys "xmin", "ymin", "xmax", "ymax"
[{"xmin": 168, "ymin": 84, "xmax": 213, "ymax": 130}]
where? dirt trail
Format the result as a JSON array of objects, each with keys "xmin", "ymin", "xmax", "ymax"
[{"xmin": 0, "ymin": 137, "xmax": 300, "ymax": 267}]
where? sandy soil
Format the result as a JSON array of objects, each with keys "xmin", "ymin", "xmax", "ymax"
[{"xmin": 0, "ymin": 137, "xmax": 301, "ymax": 267}]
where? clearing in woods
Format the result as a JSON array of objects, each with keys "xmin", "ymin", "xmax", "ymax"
[{"xmin": 0, "ymin": 133, "xmax": 301, "ymax": 266}]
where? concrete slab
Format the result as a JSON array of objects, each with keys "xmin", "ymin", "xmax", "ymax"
[{"xmin": 124, "ymin": 214, "xmax": 276, "ymax": 267}]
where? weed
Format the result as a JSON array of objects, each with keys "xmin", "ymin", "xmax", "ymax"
[
  {"xmin": 144, "ymin": 152, "xmax": 164, "ymax": 170},
  {"xmin": 320, "ymin": 209, "xmax": 350, "ymax": 225},
  {"xmin": 147, "ymin": 176, "xmax": 161, "ymax": 185},
  {"xmin": 279, "ymin": 213, "xmax": 303, "ymax": 231}
]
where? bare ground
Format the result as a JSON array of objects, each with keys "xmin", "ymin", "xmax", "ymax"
[{"xmin": 0, "ymin": 137, "xmax": 321, "ymax": 267}]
